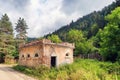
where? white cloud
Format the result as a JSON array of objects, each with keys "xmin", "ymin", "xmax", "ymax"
[
  {"xmin": 0, "ymin": 0, "xmax": 115, "ymax": 37},
  {"xmin": 61, "ymin": 0, "xmax": 115, "ymax": 15}
]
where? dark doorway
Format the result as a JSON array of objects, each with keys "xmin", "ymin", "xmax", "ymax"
[
  {"xmin": 0, "ymin": 53, "xmax": 5, "ymax": 63},
  {"xmin": 51, "ymin": 56, "xmax": 56, "ymax": 67}
]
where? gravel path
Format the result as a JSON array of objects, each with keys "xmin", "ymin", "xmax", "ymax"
[{"xmin": 0, "ymin": 64, "xmax": 37, "ymax": 80}]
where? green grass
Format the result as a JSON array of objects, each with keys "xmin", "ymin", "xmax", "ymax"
[{"xmin": 13, "ymin": 59, "xmax": 120, "ymax": 80}]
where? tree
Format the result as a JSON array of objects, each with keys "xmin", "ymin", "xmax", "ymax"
[
  {"xmin": 67, "ymin": 29, "xmax": 85, "ymax": 55},
  {"xmin": 0, "ymin": 14, "xmax": 15, "ymax": 57},
  {"xmin": 76, "ymin": 39, "xmax": 97, "ymax": 55},
  {"xmin": 89, "ymin": 24, "xmax": 99, "ymax": 36},
  {"xmin": 48, "ymin": 35, "xmax": 62, "ymax": 43},
  {"xmin": 67, "ymin": 29, "xmax": 96, "ymax": 55},
  {"xmin": 67, "ymin": 29, "xmax": 85, "ymax": 43},
  {"xmin": 99, "ymin": 7, "xmax": 120, "ymax": 62},
  {"xmin": 93, "ymin": 29, "xmax": 102, "ymax": 48},
  {"xmin": 15, "ymin": 17, "xmax": 28, "ymax": 42}
]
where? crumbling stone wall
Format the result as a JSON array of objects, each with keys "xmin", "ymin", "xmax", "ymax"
[{"xmin": 19, "ymin": 39, "xmax": 74, "ymax": 68}]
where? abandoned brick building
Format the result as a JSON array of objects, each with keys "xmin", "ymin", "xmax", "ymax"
[{"xmin": 18, "ymin": 39, "xmax": 75, "ymax": 68}]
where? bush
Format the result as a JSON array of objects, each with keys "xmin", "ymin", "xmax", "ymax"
[
  {"xmin": 13, "ymin": 65, "xmax": 26, "ymax": 71},
  {"xmin": 13, "ymin": 59, "xmax": 120, "ymax": 80}
]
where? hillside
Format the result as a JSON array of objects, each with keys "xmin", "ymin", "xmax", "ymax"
[{"xmin": 45, "ymin": 0, "xmax": 120, "ymax": 41}]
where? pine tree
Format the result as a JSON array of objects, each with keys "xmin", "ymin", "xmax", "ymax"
[
  {"xmin": 15, "ymin": 17, "xmax": 28, "ymax": 42},
  {"xmin": 0, "ymin": 14, "xmax": 15, "ymax": 57}
]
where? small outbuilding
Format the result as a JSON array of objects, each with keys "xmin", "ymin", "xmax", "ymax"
[{"xmin": 18, "ymin": 39, "xmax": 75, "ymax": 68}]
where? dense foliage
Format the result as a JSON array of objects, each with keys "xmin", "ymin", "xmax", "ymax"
[
  {"xmin": 66, "ymin": 29, "xmax": 96, "ymax": 55},
  {"xmin": 13, "ymin": 59, "xmax": 120, "ymax": 80},
  {"xmin": 0, "ymin": 14, "xmax": 15, "ymax": 58},
  {"xmin": 99, "ymin": 7, "xmax": 120, "ymax": 62},
  {"xmin": 48, "ymin": 34, "xmax": 62, "ymax": 43}
]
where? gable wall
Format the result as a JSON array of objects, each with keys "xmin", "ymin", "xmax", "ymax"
[{"xmin": 44, "ymin": 44, "xmax": 73, "ymax": 67}]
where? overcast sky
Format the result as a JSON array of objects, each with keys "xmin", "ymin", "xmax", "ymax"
[{"xmin": 0, "ymin": 0, "xmax": 115, "ymax": 37}]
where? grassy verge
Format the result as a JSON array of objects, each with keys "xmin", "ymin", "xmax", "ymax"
[{"xmin": 13, "ymin": 59, "xmax": 120, "ymax": 80}]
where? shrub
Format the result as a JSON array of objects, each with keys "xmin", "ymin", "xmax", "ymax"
[{"xmin": 13, "ymin": 59, "xmax": 120, "ymax": 80}]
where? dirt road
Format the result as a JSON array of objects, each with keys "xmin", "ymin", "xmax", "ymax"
[{"xmin": 0, "ymin": 64, "xmax": 37, "ymax": 80}]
